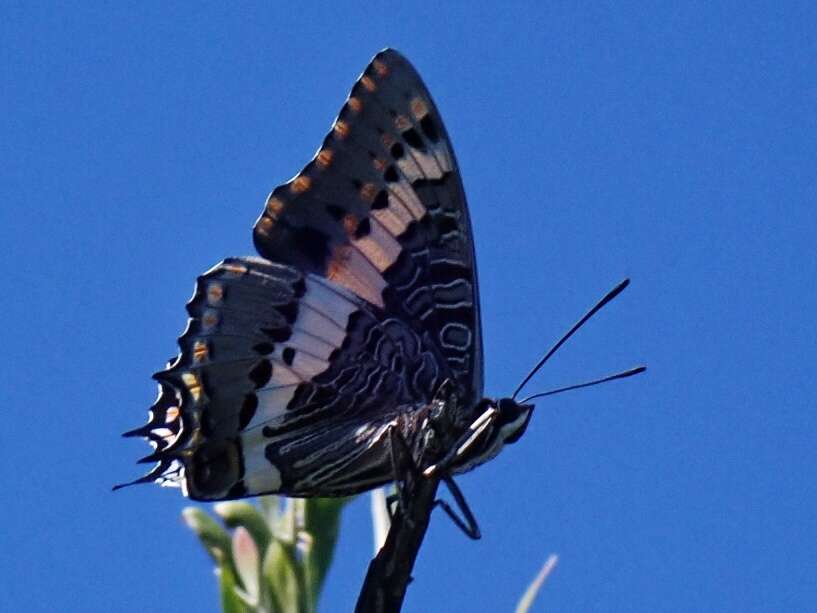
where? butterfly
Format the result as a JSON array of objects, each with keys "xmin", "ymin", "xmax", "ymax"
[{"xmin": 118, "ymin": 49, "xmax": 642, "ymax": 537}]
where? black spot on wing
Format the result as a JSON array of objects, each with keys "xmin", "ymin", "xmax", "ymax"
[
  {"xmin": 372, "ymin": 190, "xmax": 389, "ymax": 210},
  {"xmin": 239, "ymin": 394, "xmax": 258, "ymax": 429},
  {"xmin": 390, "ymin": 142, "xmax": 405, "ymax": 159},
  {"xmin": 249, "ymin": 360, "xmax": 272, "ymax": 388},
  {"xmin": 420, "ymin": 115, "xmax": 440, "ymax": 142},
  {"xmin": 291, "ymin": 226, "xmax": 331, "ymax": 270},
  {"xmin": 401, "ymin": 127, "xmax": 425, "ymax": 150},
  {"xmin": 278, "ymin": 302, "xmax": 299, "ymax": 324},
  {"xmin": 354, "ymin": 217, "xmax": 371, "ymax": 239},
  {"xmin": 384, "ymin": 166, "xmax": 399, "ymax": 183}
]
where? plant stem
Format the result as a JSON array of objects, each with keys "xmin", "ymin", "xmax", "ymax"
[{"xmin": 354, "ymin": 474, "xmax": 441, "ymax": 613}]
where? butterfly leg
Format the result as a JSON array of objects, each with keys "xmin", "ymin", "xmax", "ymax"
[
  {"xmin": 435, "ymin": 476, "xmax": 481, "ymax": 540},
  {"xmin": 384, "ymin": 492, "xmax": 399, "ymax": 521},
  {"xmin": 386, "ymin": 418, "xmax": 482, "ymax": 539},
  {"xmin": 386, "ymin": 423, "xmax": 420, "ymax": 523}
]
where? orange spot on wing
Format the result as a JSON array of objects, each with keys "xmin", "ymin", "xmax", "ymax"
[
  {"xmin": 256, "ymin": 216, "xmax": 274, "ymax": 235},
  {"xmin": 326, "ymin": 246, "xmax": 351, "ymax": 280},
  {"xmin": 222, "ymin": 263, "xmax": 248, "ymax": 275},
  {"xmin": 334, "ymin": 120, "xmax": 350, "ymax": 139},
  {"xmin": 343, "ymin": 213, "xmax": 359, "ymax": 235},
  {"xmin": 360, "ymin": 76, "xmax": 376, "ymax": 92},
  {"xmin": 291, "ymin": 175, "xmax": 312, "ymax": 193},
  {"xmin": 316, "ymin": 149, "xmax": 334, "ymax": 169},
  {"xmin": 182, "ymin": 372, "xmax": 203, "ymax": 402},
  {"xmin": 410, "ymin": 97, "xmax": 428, "ymax": 119},
  {"xmin": 206, "ymin": 283, "xmax": 224, "ymax": 304},
  {"xmin": 359, "ymin": 182, "xmax": 377, "ymax": 204},
  {"xmin": 192, "ymin": 340, "xmax": 209, "ymax": 363},
  {"xmin": 347, "ymin": 97, "xmax": 362, "ymax": 113},
  {"xmin": 394, "ymin": 115, "xmax": 411, "ymax": 131},
  {"xmin": 266, "ymin": 197, "xmax": 284, "ymax": 217},
  {"xmin": 373, "ymin": 59, "xmax": 389, "ymax": 77},
  {"xmin": 202, "ymin": 309, "xmax": 220, "ymax": 329}
]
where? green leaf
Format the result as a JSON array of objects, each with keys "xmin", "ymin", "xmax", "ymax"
[
  {"xmin": 219, "ymin": 562, "xmax": 253, "ymax": 613},
  {"xmin": 296, "ymin": 531, "xmax": 316, "ymax": 613},
  {"xmin": 215, "ymin": 501, "xmax": 273, "ymax": 553},
  {"xmin": 232, "ymin": 527, "xmax": 261, "ymax": 607},
  {"xmin": 274, "ymin": 499, "xmax": 298, "ymax": 545},
  {"xmin": 184, "ymin": 498, "xmax": 349, "ymax": 612},
  {"xmin": 515, "ymin": 554, "xmax": 559, "ymax": 613},
  {"xmin": 182, "ymin": 506, "xmax": 232, "ymax": 565},
  {"xmin": 263, "ymin": 538, "xmax": 299, "ymax": 613},
  {"xmin": 259, "ymin": 495, "xmax": 282, "ymax": 525},
  {"xmin": 302, "ymin": 498, "xmax": 347, "ymax": 597}
]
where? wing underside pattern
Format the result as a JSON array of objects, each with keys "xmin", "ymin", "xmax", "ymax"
[
  {"xmin": 121, "ymin": 49, "xmax": 483, "ymax": 500},
  {"xmin": 253, "ymin": 49, "xmax": 483, "ymax": 402},
  {"xmin": 123, "ymin": 257, "xmax": 444, "ymax": 499}
]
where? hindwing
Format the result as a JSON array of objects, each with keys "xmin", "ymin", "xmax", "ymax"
[{"xmin": 125, "ymin": 257, "xmax": 446, "ymax": 499}]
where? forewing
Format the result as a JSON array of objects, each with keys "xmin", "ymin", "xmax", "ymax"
[{"xmin": 253, "ymin": 49, "xmax": 483, "ymax": 403}]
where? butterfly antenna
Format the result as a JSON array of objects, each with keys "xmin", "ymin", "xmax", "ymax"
[
  {"xmin": 512, "ymin": 279, "xmax": 631, "ymax": 400},
  {"xmin": 520, "ymin": 366, "xmax": 646, "ymax": 404}
]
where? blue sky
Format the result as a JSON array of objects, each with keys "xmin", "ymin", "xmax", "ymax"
[{"xmin": 3, "ymin": 2, "xmax": 816, "ymax": 611}]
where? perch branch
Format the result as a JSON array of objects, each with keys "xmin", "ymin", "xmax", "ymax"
[
  {"xmin": 356, "ymin": 382, "xmax": 465, "ymax": 612},
  {"xmin": 354, "ymin": 473, "xmax": 441, "ymax": 612}
]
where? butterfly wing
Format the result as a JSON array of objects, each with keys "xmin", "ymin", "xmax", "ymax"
[
  {"xmin": 253, "ymin": 49, "xmax": 483, "ymax": 403},
  {"xmin": 121, "ymin": 49, "xmax": 483, "ymax": 500},
  {"xmin": 124, "ymin": 257, "xmax": 449, "ymax": 499}
]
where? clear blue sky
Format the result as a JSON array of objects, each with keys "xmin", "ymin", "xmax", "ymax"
[{"xmin": 3, "ymin": 2, "xmax": 816, "ymax": 611}]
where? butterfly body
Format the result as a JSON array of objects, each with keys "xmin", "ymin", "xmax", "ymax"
[{"xmin": 122, "ymin": 49, "xmax": 535, "ymax": 503}]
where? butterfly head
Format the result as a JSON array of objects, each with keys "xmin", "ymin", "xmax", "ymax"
[
  {"xmin": 495, "ymin": 397, "xmax": 534, "ymax": 445},
  {"xmin": 443, "ymin": 397, "xmax": 534, "ymax": 476}
]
